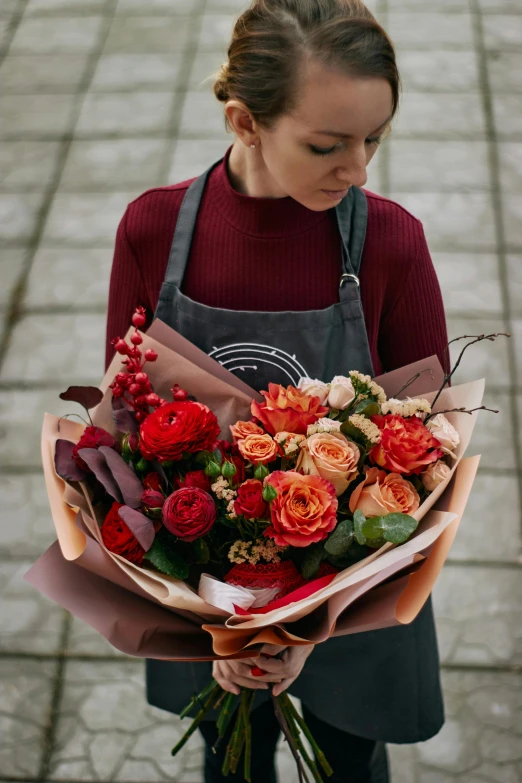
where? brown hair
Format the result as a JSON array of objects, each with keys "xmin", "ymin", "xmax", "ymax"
[{"xmin": 213, "ymin": 0, "xmax": 401, "ymax": 134}]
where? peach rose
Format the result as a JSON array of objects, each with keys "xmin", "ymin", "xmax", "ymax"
[
  {"xmin": 237, "ymin": 433, "xmax": 279, "ymax": 464},
  {"xmin": 349, "ymin": 467, "xmax": 420, "ymax": 517},
  {"xmin": 297, "ymin": 377, "xmax": 330, "ymax": 405},
  {"xmin": 230, "ymin": 420, "xmax": 265, "ymax": 443},
  {"xmin": 296, "ymin": 432, "xmax": 360, "ymax": 496},
  {"xmin": 264, "ymin": 470, "xmax": 338, "ymax": 547},
  {"xmin": 369, "ymin": 413, "xmax": 444, "ymax": 475},
  {"xmin": 251, "ymin": 383, "xmax": 328, "ymax": 436},
  {"xmin": 421, "ymin": 460, "xmax": 451, "ymax": 492}
]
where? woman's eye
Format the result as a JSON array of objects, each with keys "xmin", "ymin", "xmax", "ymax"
[{"xmin": 310, "ymin": 136, "xmax": 383, "ymax": 157}]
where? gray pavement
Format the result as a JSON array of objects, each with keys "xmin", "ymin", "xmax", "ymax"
[{"xmin": 0, "ymin": 0, "xmax": 521, "ymax": 781}]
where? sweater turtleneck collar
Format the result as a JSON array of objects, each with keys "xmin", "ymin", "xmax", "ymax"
[{"xmin": 206, "ymin": 143, "xmax": 331, "ymax": 239}]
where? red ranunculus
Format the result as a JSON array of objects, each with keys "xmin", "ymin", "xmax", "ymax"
[
  {"xmin": 72, "ymin": 426, "xmax": 117, "ymax": 471},
  {"xmin": 101, "ymin": 501, "xmax": 144, "ymax": 564},
  {"xmin": 369, "ymin": 414, "xmax": 445, "ymax": 475},
  {"xmin": 234, "ymin": 479, "xmax": 268, "ymax": 519},
  {"xmin": 175, "ymin": 470, "xmax": 211, "ymax": 492},
  {"xmin": 251, "ymin": 383, "xmax": 329, "ymax": 436},
  {"xmin": 139, "ymin": 401, "xmax": 220, "ymax": 462},
  {"xmin": 162, "ymin": 488, "xmax": 216, "ymax": 541},
  {"xmin": 143, "ymin": 471, "xmax": 163, "ymax": 491}
]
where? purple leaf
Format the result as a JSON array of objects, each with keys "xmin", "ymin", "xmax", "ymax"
[
  {"xmin": 77, "ymin": 448, "xmax": 123, "ymax": 503},
  {"xmin": 112, "ymin": 396, "xmax": 139, "ymax": 434},
  {"xmin": 59, "ymin": 386, "xmax": 103, "ymax": 411},
  {"xmin": 151, "ymin": 460, "xmax": 169, "ymax": 491},
  {"xmin": 118, "ymin": 505, "xmax": 156, "ymax": 551},
  {"xmin": 55, "ymin": 439, "xmax": 87, "ymax": 482},
  {"xmin": 99, "ymin": 446, "xmax": 143, "ymax": 509}
]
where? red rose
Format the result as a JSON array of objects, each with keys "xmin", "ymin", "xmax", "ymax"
[
  {"xmin": 72, "ymin": 426, "xmax": 117, "ymax": 471},
  {"xmin": 369, "ymin": 414, "xmax": 445, "ymax": 476},
  {"xmin": 234, "ymin": 479, "xmax": 268, "ymax": 519},
  {"xmin": 141, "ymin": 489, "xmax": 165, "ymax": 517},
  {"xmin": 162, "ymin": 488, "xmax": 216, "ymax": 541},
  {"xmin": 175, "ymin": 470, "xmax": 211, "ymax": 492},
  {"xmin": 101, "ymin": 501, "xmax": 144, "ymax": 565},
  {"xmin": 143, "ymin": 472, "xmax": 163, "ymax": 491},
  {"xmin": 139, "ymin": 401, "xmax": 220, "ymax": 462}
]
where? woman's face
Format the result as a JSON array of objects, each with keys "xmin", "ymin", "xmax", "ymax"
[{"xmin": 229, "ymin": 59, "xmax": 394, "ymax": 211}]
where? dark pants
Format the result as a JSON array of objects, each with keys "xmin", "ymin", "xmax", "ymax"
[{"xmin": 198, "ymin": 697, "xmax": 390, "ymax": 783}]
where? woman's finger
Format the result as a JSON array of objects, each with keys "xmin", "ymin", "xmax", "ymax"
[
  {"xmin": 227, "ymin": 674, "xmax": 269, "ymax": 690},
  {"xmin": 213, "ymin": 672, "xmax": 240, "ymax": 696},
  {"xmin": 272, "ymin": 677, "xmax": 293, "ymax": 697}
]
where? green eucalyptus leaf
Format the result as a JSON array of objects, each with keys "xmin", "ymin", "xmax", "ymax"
[
  {"xmin": 353, "ymin": 509, "xmax": 367, "ymax": 545},
  {"xmin": 301, "ymin": 543, "xmax": 326, "ymax": 580},
  {"xmin": 381, "ymin": 513, "xmax": 418, "ymax": 544},
  {"xmin": 324, "ymin": 518, "xmax": 354, "ymax": 556},
  {"xmin": 361, "ymin": 515, "xmax": 386, "ymax": 540},
  {"xmin": 353, "ymin": 400, "xmax": 380, "ymax": 417},
  {"xmin": 144, "ymin": 538, "xmax": 189, "ymax": 579},
  {"xmin": 366, "ymin": 536, "xmax": 388, "ymax": 550},
  {"xmin": 193, "ymin": 539, "xmax": 210, "ymax": 564}
]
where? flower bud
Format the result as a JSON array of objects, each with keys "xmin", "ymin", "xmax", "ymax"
[
  {"xmin": 262, "ymin": 483, "xmax": 278, "ymax": 503},
  {"xmin": 141, "ymin": 489, "xmax": 165, "ymax": 517},
  {"xmin": 205, "ymin": 461, "xmax": 222, "ymax": 479},
  {"xmin": 135, "ymin": 457, "xmax": 148, "ymax": 471},
  {"xmin": 254, "ymin": 463, "xmax": 270, "ymax": 481},
  {"xmin": 122, "ymin": 432, "xmax": 140, "ymax": 455},
  {"xmin": 222, "ymin": 460, "xmax": 237, "ymax": 479}
]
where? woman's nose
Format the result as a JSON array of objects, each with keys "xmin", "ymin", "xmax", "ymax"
[{"xmin": 335, "ymin": 148, "xmax": 368, "ymax": 189}]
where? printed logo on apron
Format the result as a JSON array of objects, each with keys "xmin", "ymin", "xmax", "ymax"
[{"xmin": 208, "ymin": 342, "xmax": 309, "ymax": 387}]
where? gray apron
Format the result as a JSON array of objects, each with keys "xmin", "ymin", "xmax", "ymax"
[{"xmin": 146, "ymin": 155, "xmax": 444, "ymax": 748}]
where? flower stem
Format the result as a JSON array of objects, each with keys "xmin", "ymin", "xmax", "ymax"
[
  {"xmin": 280, "ymin": 692, "xmax": 333, "ymax": 778},
  {"xmin": 171, "ymin": 683, "xmax": 221, "ymax": 756}
]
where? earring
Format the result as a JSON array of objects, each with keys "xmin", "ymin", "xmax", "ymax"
[{"xmin": 250, "ymin": 143, "xmax": 256, "ymax": 149}]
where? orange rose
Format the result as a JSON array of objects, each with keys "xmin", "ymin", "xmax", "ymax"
[
  {"xmin": 251, "ymin": 383, "xmax": 328, "ymax": 436},
  {"xmin": 296, "ymin": 432, "xmax": 360, "ymax": 496},
  {"xmin": 369, "ymin": 414, "xmax": 444, "ymax": 475},
  {"xmin": 349, "ymin": 467, "xmax": 420, "ymax": 517},
  {"xmin": 264, "ymin": 470, "xmax": 338, "ymax": 547},
  {"xmin": 237, "ymin": 433, "xmax": 279, "ymax": 464},
  {"xmin": 229, "ymin": 420, "xmax": 265, "ymax": 443}
]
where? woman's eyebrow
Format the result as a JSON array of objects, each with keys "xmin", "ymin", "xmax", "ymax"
[{"xmin": 312, "ymin": 114, "xmax": 393, "ymax": 138}]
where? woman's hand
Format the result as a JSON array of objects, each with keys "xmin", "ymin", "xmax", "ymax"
[{"xmin": 212, "ymin": 643, "xmax": 315, "ymax": 696}]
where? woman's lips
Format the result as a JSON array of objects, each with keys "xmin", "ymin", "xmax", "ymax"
[{"xmin": 321, "ymin": 187, "xmax": 350, "ymax": 200}]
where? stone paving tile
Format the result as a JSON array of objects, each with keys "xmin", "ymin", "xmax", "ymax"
[
  {"xmin": 506, "ymin": 255, "xmax": 522, "ymax": 317},
  {"xmin": 396, "ymin": 50, "xmax": 480, "ymax": 93},
  {"xmin": 488, "ymin": 51, "xmax": 522, "ymax": 94},
  {"xmin": 503, "ymin": 195, "xmax": 522, "ymax": 249},
  {"xmin": 387, "ymin": 0, "xmax": 469, "ymax": 8},
  {"xmin": 0, "ymin": 140, "xmax": 62, "ymax": 190},
  {"xmin": 482, "ymin": 14, "xmax": 522, "ymax": 51},
  {"xmin": 24, "ymin": 246, "xmax": 113, "ymax": 308},
  {"xmin": 9, "ymin": 16, "xmax": 104, "ymax": 54},
  {"xmin": 0, "ymin": 560, "xmax": 66, "ymax": 654},
  {"xmin": 434, "ymin": 564, "xmax": 522, "ymax": 666},
  {"xmin": 59, "ymin": 138, "xmax": 167, "ymax": 190},
  {"xmin": 198, "ymin": 13, "xmax": 237, "ymax": 52},
  {"xmin": 115, "ymin": 0, "xmax": 200, "ymax": 13},
  {"xmin": 0, "ymin": 388, "xmax": 74, "ymax": 469},
  {"xmin": 90, "ymin": 52, "xmax": 184, "ymax": 92},
  {"xmin": 480, "ymin": 0, "xmax": 522, "ymax": 10},
  {"xmin": 0, "ymin": 658, "xmax": 58, "ymax": 779},
  {"xmin": 388, "ymin": 669, "xmax": 522, "ymax": 782},
  {"xmin": 465, "ymin": 389, "xmax": 516, "ymax": 472},
  {"xmin": 0, "ymin": 192, "xmax": 45, "ymax": 243},
  {"xmin": 0, "ymin": 94, "xmax": 77, "ymax": 138},
  {"xmin": 389, "ymin": 192, "xmax": 496, "ymax": 252},
  {"xmin": 492, "ymin": 94, "xmax": 522, "ymax": 138},
  {"xmin": 42, "ymin": 191, "xmax": 132, "ymax": 244},
  {"xmin": 48, "ymin": 659, "xmax": 204, "ymax": 781},
  {"xmin": 0, "ymin": 54, "xmax": 90, "ymax": 93},
  {"xmin": 389, "ymin": 139, "xmax": 490, "ymax": 191},
  {"xmin": 67, "ymin": 617, "xmax": 129, "ymax": 658},
  {"xmin": 1, "ymin": 313, "xmax": 105, "ymax": 383},
  {"xmin": 432, "ymin": 253, "xmax": 503, "ymax": 316},
  {"xmin": 0, "ymin": 0, "xmax": 20, "ymax": 15},
  {"xmin": 386, "ymin": 12, "xmax": 474, "ymax": 49},
  {"xmin": 167, "ymin": 138, "xmax": 233, "ymax": 183},
  {"xmin": 449, "ymin": 472, "xmax": 522, "ymax": 564},
  {"xmin": 447, "ymin": 316, "xmax": 512, "ymax": 389},
  {"xmin": 392, "ymin": 93, "xmax": 486, "ymax": 139},
  {"xmin": 178, "ymin": 90, "xmax": 234, "ymax": 139},
  {"xmin": 188, "ymin": 49, "xmax": 227, "ymax": 91},
  {"xmin": 0, "ymin": 473, "xmax": 59, "ymax": 559},
  {"xmin": 0, "ymin": 248, "xmax": 27, "ymax": 309},
  {"xmin": 74, "ymin": 92, "xmax": 176, "ymax": 137},
  {"xmin": 25, "ymin": 0, "xmax": 108, "ymax": 13},
  {"xmin": 498, "ymin": 142, "xmax": 522, "ymax": 192},
  {"xmin": 102, "ymin": 15, "xmax": 193, "ymax": 54}
]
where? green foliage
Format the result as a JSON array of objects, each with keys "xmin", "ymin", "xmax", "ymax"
[
  {"xmin": 353, "ymin": 399, "xmax": 380, "ymax": 417},
  {"xmin": 144, "ymin": 536, "xmax": 189, "ymax": 579},
  {"xmin": 353, "ymin": 509, "xmax": 367, "ymax": 545},
  {"xmin": 324, "ymin": 518, "xmax": 354, "ymax": 556},
  {"xmin": 361, "ymin": 513, "xmax": 418, "ymax": 544},
  {"xmin": 300, "ymin": 543, "xmax": 326, "ymax": 580},
  {"xmin": 192, "ymin": 538, "xmax": 210, "ymax": 564}
]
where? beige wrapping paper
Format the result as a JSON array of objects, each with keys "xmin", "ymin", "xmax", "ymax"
[{"xmin": 25, "ymin": 319, "xmax": 484, "ymax": 660}]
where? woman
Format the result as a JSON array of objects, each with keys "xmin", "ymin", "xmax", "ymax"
[{"xmin": 105, "ymin": 1, "xmax": 449, "ymax": 780}]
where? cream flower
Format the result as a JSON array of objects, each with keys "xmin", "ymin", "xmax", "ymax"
[
  {"xmin": 381, "ymin": 397, "xmax": 432, "ymax": 419},
  {"xmin": 297, "ymin": 377, "xmax": 330, "ymax": 405},
  {"xmin": 307, "ymin": 418, "xmax": 342, "ymax": 436},
  {"xmin": 425, "ymin": 413, "xmax": 460, "ymax": 458},
  {"xmin": 421, "ymin": 460, "xmax": 451, "ymax": 492},
  {"xmin": 349, "ymin": 371, "xmax": 387, "ymax": 404},
  {"xmin": 347, "ymin": 414, "xmax": 381, "ymax": 445},
  {"xmin": 328, "ymin": 376, "xmax": 356, "ymax": 410},
  {"xmin": 273, "ymin": 431, "xmax": 306, "ymax": 456}
]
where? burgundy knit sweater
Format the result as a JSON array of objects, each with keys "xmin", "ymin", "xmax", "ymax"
[{"xmin": 105, "ymin": 143, "xmax": 449, "ymax": 377}]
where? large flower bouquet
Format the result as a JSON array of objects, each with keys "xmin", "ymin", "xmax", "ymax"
[{"xmin": 26, "ymin": 310, "xmax": 503, "ymax": 782}]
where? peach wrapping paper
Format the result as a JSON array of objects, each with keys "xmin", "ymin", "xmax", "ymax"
[{"xmin": 25, "ymin": 319, "xmax": 482, "ymax": 659}]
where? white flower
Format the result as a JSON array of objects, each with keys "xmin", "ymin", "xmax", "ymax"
[
  {"xmin": 347, "ymin": 414, "xmax": 381, "ymax": 445},
  {"xmin": 226, "ymin": 499, "xmax": 238, "ymax": 518},
  {"xmin": 328, "ymin": 375, "xmax": 356, "ymax": 409},
  {"xmin": 307, "ymin": 418, "xmax": 342, "ymax": 436},
  {"xmin": 298, "ymin": 377, "xmax": 330, "ymax": 404},
  {"xmin": 348, "ymin": 371, "xmax": 387, "ymax": 404},
  {"xmin": 273, "ymin": 431, "xmax": 306, "ymax": 456},
  {"xmin": 426, "ymin": 413, "xmax": 460, "ymax": 458},
  {"xmin": 227, "ymin": 539, "xmax": 287, "ymax": 565},
  {"xmin": 381, "ymin": 397, "xmax": 432, "ymax": 419},
  {"xmin": 421, "ymin": 460, "xmax": 451, "ymax": 491}
]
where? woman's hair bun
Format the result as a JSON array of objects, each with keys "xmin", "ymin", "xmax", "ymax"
[{"xmin": 213, "ymin": 61, "xmax": 230, "ymax": 103}]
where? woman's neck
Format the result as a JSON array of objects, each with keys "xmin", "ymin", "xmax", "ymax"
[{"xmin": 227, "ymin": 139, "xmax": 288, "ymax": 199}]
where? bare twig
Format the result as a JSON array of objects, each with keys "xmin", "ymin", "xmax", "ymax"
[
  {"xmin": 425, "ymin": 405, "xmax": 499, "ymax": 423},
  {"xmin": 390, "ymin": 368, "xmax": 435, "ymax": 400}
]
